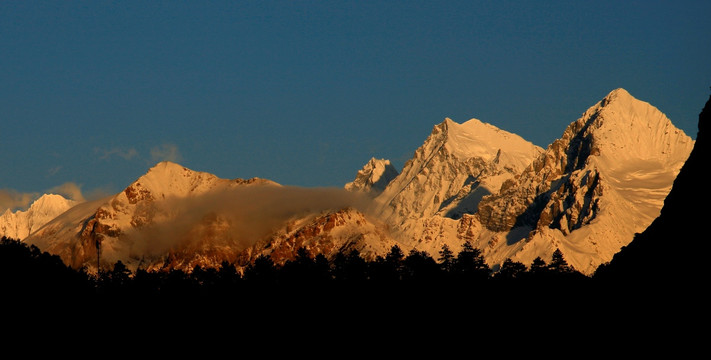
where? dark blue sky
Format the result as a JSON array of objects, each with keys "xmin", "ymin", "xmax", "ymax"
[{"xmin": 1, "ymin": 1, "xmax": 710, "ymax": 203}]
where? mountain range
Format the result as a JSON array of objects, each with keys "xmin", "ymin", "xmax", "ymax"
[{"xmin": 4, "ymin": 88, "xmax": 695, "ymax": 276}]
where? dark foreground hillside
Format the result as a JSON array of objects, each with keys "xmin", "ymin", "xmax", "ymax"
[{"xmin": 595, "ymin": 92, "xmax": 711, "ymax": 294}]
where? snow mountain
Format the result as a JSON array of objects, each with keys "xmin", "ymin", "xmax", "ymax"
[
  {"xmin": 26, "ymin": 162, "xmax": 281, "ymax": 271},
  {"xmin": 0, "ymin": 194, "xmax": 77, "ymax": 240},
  {"xmin": 20, "ymin": 88, "xmax": 695, "ymax": 278},
  {"xmin": 372, "ymin": 117, "xmax": 544, "ymax": 246},
  {"xmin": 338, "ymin": 88, "xmax": 692, "ymax": 276},
  {"xmin": 597, "ymin": 92, "xmax": 710, "ymax": 283},
  {"xmin": 344, "ymin": 158, "xmax": 399, "ymax": 195},
  {"xmin": 472, "ymin": 88, "xmax": 694, "ymax": 274},
  {"xmin": 25, "ymin": 161, "xmax": 388, "ymax": 272}
]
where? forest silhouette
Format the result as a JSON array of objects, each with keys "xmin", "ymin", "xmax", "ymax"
[{"xmin": 0, "ymin": 235, "xmax": 599, "ymax": 300}]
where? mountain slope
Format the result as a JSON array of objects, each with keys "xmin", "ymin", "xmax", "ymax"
[
  {"xmin": 596, "ymin": 92, "xmax": 710, "ymax": 283},
  {"xmin": 25, "ymin": 162, "xmax": 281, "ymax": 271},
  {"xmin": 374, "ymin": 118, "xmax": 544, "ymax": 232},
  {"xmin": 474, "ymin": 88, "xmax": 694, "ymax": 274},
  {"xmin": 0, "ymin": 194, "xmax": 76, "ymax": 240},
  {"xmin": 239, "ymin": 207, "xmax": 398, "ymax": 266},
  {"xmin": 26, "ymin": 161, "xmax": 389, "ymax": 272}
]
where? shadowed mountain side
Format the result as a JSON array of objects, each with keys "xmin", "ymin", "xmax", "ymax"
[{"xmin": 596, "ymin": 93, "xmax": 711, "ymax": 286}]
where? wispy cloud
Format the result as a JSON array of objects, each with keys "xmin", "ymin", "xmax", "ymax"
[
  {"xmin": 0, "ymin": 189, "xmax": 39, "ymax": 212},
  {"xmin": 47, "ymin": 182, "xmax": 86, "ymax": 202},
  {"xmin": 150, "ymin": 143, "xmax": 183, "ymax": 163},
  {"xmin": 47, "ymin": 166, "xmax": 63, "ymax": 177},
  {"xmin": 95, "ymin": 147, "xmax": 139, "ymax": 161},
  {"xmin": 130, "ymin": 185, "xmax": 375, "ymax": 256}
]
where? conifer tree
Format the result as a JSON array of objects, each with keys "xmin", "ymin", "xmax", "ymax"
[
  {"xmin": 244, "ymin": 254, "xmax": 277, "ymax": 284},
  {"xmin": 438, "ymin": 244, "xmax": 455, "ymax": 273},
  {"xmin": 528, "ymin": 256, "xmax": 549, "ymax": 281},
  {"xmin": 403, "ymin": 249, "xmax": 439, "ymax": 282},
  {"xmin": 454, "ymin": 241, "xmax": 490, "ymax": 281},
  {"xmin": 497, "ymin": 258, "xmax": 527, "ymax": 280},
  {"xmin": 549, "ymin": 249, "xmax": 574, "ymax": 273}
]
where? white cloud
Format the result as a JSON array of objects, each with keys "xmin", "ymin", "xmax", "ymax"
[{"xmin": 150, "ymin": 143, "xmax": 183, "ymax": 163}]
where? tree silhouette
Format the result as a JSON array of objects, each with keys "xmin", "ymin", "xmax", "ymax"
[
  {"xmin": 333, "ymin": 249, "xmax": 368, "ymax": 283},
  {"xmin": 454, "ymin": 241, "xmax": 490, "ymax": 281},
  {"xmin": 215, "ymin": 260, "xmax": 241, "ymax": 293},
  {"xmin": 497, "ymin": 258, "xmax": 528, "ymax": 280},
  {"xmin": 370, "ymin": 245, "xmax": 405, "ymax": 283},
  {"xmin": 244, "ymin": 254, "xmax": 277, "ymax": 284},
  {"xmin": 549, "ymin": 249, "xmax": 574, "ymax": 273},
  {"xmin": 438, "ymin": 244, "xmax": 455, "ymax": 274},
  {"xmin": 161, "ymin": 268, "xmax": 193, "ymax": 295},
  {"xmin": 192, "ymin": 265, "xmax": 221, "ymax": 294},
  {"xmin": 313, "ymin": 253, "xmax": 332, "ymax": 283},
  {"xmin": 0, "ymin": 237, "xmax": 92, "ymax": 297},
  {"xmin": 529, "ymin": 257, "xmax": 548, "ymax": 277},
  {"xmin": 403, "ymin": 249, "xmax": 440, "ymax": 283},
  {"xmin": 385, "ymin": 245, "xmax": 405, "ymax": 265},
  {"xmin": 108, "ymin": 260, "xmax": 132, "ymax": 288},
  {"xmin": 132, "ymin": 268, "xmax": 162, "ymax": 296},
  {"xmin": 280, "ymin": 247, "xmax": 318, "ymax": 285}
]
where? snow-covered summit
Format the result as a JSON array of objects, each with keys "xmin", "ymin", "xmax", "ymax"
[
  {"xmin": 374, "ymin": 117, "xmax": 544, "ymax": 231},
  {"xmin": 575, "ymin": 88, "xmax": 692, "ymax": 169},
  {"xmin": 122, "ymin": 161, "xmax": 220, "ymax": 202},
  {"xmin": 121, "ymin": 161, "xmax": 278, "ymax": 204},
  {"xmin": 443, "ymin": 118, "xmax": 543, "ymax": 170},
  {"xmin": 25, "ymin": 162, "xmax": 284, "ymax": 271},
  {"xmin": 475, "ymin": 88, "xmax": 694, "ymax": 274},
  {"xmin": 0, "ymin": 194, "xmax": 77, "ymax": 240},
  {"xmin": 345, "ymin": 158, "xmax": 399, "ymax": 194}
]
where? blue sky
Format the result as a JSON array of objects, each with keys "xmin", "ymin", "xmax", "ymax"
[{"xmin": 1, "ymin": 1, "xmax": 710, "ymax": 207}]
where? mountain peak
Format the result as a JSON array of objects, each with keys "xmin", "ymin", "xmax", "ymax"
[
  {"xmin": 345, "ymin": 157, "xmax": 399, "ymax": 194},
  {"xmin": 602, "ymin": 88, "xmax": 632, "ymax": 102},
  {"xmin": 119, "ymin": 162, "xmax": 225, "ymax": 206},
  {"xmin": 145, "ymin": 160, "xmax": 190, "ymax": 175},
  {"xmin": 0, "ymin": 193, "xmax": 76, "ymax": 240},
  {"xmin": 562, "ymin": 88, "xmax": 693, "ymax": 169},
  {"xmin": 440, "ymin": 118, "xmax": 544, "ymax": 168},
  {"xmin": 29, "ymin": 194, "xmax": 75, "ymax": 212},
  {"xmin": 442, "ymin": 117, "xmax": 457, "ymax": 129},
  {"xmin": 477, "ymin": 88, "xmax": 694, "ymax": 274}
]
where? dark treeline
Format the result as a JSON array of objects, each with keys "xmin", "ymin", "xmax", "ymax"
[
  {"xmin": 2, "ymin": 234, "xmax": 677, "ymax": 333},
  {"xmin": 2, "ymin": 236, "xmax": 601, "ymax": 300}
]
